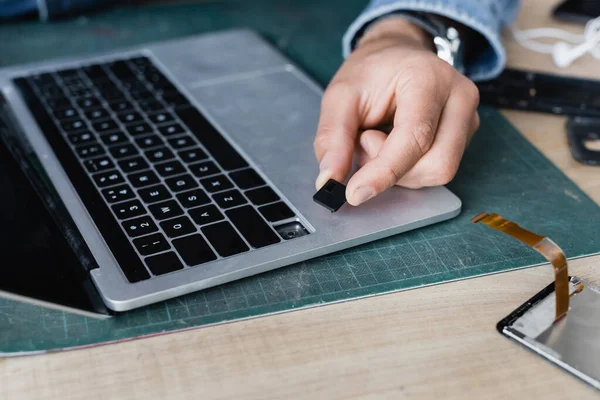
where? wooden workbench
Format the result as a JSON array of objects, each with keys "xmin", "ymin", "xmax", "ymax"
[{"xmin": 2, "ymin": 0, "xmax": 600, "ymax": 398}]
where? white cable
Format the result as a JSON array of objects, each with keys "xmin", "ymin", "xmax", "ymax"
[{"xmin": 510, "ymin": 16, "xmax": 600, "ymax": 68}]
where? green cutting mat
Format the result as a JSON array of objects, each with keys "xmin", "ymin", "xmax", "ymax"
[{"xmin": 1, "ymin": 0, "xmax": 600, "ymax": 355}]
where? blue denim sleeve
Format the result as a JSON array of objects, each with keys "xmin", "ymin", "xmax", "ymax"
[{"xmin": 343, "ymin": 0, "xmax": 521, "ymax": 81}]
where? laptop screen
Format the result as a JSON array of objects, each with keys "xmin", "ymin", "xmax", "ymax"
[{"xmin": 0, "ymin": 98, "xmax": 109, "ymax": 317}]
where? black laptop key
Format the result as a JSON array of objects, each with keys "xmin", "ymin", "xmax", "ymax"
[
  {"xmin": 145, "ymin": 147, "xmax": 174, "ymax": 163},
  {"xmin": 177, "ymin": 188, "xmax": 210, "ymax": 208},
  {"xmin": 213, "ymin": 189, "xmax": 247, "ymax": 209},
  {"xmin": 101, "ymin": 131, "xmax": 129, "ymax": 146},
  {"xmin": 93, "ymin": 170, "xmax": 124, "ymax": 187},
  {"xmin": 41, "ymin": 86, "xmax": 64, "ymax": 99},
  {"xmin": 137, "ymin": 98, "xmax": 165, "ymax": 112},
  {"xmin": 29, "ymin": 72, "xmax": 56, "ymax": 87},
  {"xmin": 158, "ymin": 123, "xmax": 186, "ymax": 137},
  {"xmin": 201, "ymin": 221, "xmax": 249, "ymax": 257},
  {"xmin": 109, "ymin": 143, "xmax": 138, "ymax": 159},
  {"xmin": 117, "ymin": 111, "xmax": 144, "ymax": 125},
  {"xmin": 57, "ymin": 68, "xmax": 79, "ymax": 80},
  {"xmin": 46, "ymin": 97, "xmax": 72, "ymax": 110},
  {"xmin": 135, "ymin": 134, "xmax": 164, "ymax": 149},
  {"xmin": 76, "ymin": 142, "xmax": 105, "ymax": 159},
  {"xmin": 155, "ymin": 160, "xmax": 185, "ymax": 177},
  {"xmin": 99, "ymin": 87, "xmax": 125, "ymax": 101},
  {"xmin": 84, "ymin": 108, "xmax": 110, "ymax": 121},
  {"xmin": 108, "ymin": 60, "xmax": 136, "ymax": 79},
  {"xmin": 148, "ymin": 111, "xmax": 174, "ymax": 125},
  {"xmin": 189, "ymin": 161, "xmax": 219, "ymax": 178},
  {"xmin": 102, "ymin": 183, "xmax": 135, "ymax": 203},
  {"xmin": 178, "ymin": 148, "xmax": 207, "ymax": 164},
  {"xmin": 160, "ymin": 216, "xmax": 196, "ymax": 238},
  {"xmin": 188, "ymin": 204, "xmax": 224, "ymax": 226},
  {"xmin": 133, "ymin": 233, "xmax": 170, "ymax": 256},
  {"xmin": 111, "ymin": 199, "xmax": 146, "ymax": 220},
  {"xmin": 245, "ymin": 187, "xmax": 280, "ymax": 205},
  {"xmin": 167, "ymin": 135, "xmax": 196, "ymax": 150},
  {"xmin": 138, "ymin": 184, "xmax": 171, "ymax": 203},
  {"xmin": 93, "ymin": 119, "xmax": 119, "ymax": 134},
  {"xmin": 84, "ymin": 156, "xmax": 113, "ymax": 173},
  {"xmin": 61, "ymin": 119, "xmax": 87, "ymax": 132},
  {"xmin": 200, "ymin": 174, "xmax": 233, "ymax": 193},
  {"xmin": 226, "ymin": 206, "xmax": 280, "ymax": 249},
  {"xmin": 148, "ymin": 199, "xmax": 183, "ymax": 220},
  {"xmin": 161, "ymin": 92, "xmax": 190, "ymax": 108},
  {"xmin": 128, "ymin": 170, "xmax": 159, "ymax": 188},
  {"xmin": 68, "ymin": 131, "xmax": 95, "ymax": 146},
  {"xmin": 172, "ymin": 234, "xmax": 217, "ymax": 266},
  {"xmin": 130, "ymin": 90, "xmax": 155, "ymax": 101},
  {"xmin": 76, "ymin": 97, "xmax": 102, "ymax": 110},
  {"xmin": 119, "ymin": 156, "xmax": 148, "ymax": 173},
  {"xmin": 126, "ymin": 122, "xmax": 153, "ymax": 136},
  {"xmin": 259, "ymin": 202, "xmax": 295, "ymax": 222},
  {"xmin": 144, "ymin": 252, "xmax": 184, "ymax": 276},
  {"xmin": 82, "ymin": 64, "xmax": 110, "ymax": 80},
  {"xmin": 53, "ymin": 107, "xmax": 79, "ymax": 120},
  {"xmin": 165, "ymin": 174, "xmax": 197, "ymax": 192},
  {"xmin": 108, "ymin": 100, "xmax": 135, "ymax": 113},
  {"xmin": 123, "ymin": 215, "xmax": 158, "ymax": 238},
  {"xmin": 175, "ymin": 108, "xmax": 248, "ymax": 170},
  {"xmin": 229, "ymin": 168, "xmax": 265, "ymax": 190}
]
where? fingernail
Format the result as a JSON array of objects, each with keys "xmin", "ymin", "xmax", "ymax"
[{"xmin": 350, "ymin": 186, "xmax": 375, "ymax": 206}]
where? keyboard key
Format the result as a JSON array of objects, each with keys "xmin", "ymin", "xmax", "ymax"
[
  {"xmin": 145, "ymin": 147, "xmax": 174, "ymax": 163},
  {"xmin": 84, "ymin": 156, "xmax": 113, "ymax": 173},
  {"xmin": 189, "ymin": 161, "xmax": 219, "ymax": 178},
  {"xmin": 167, "ymin": 135, "xmax": 196, "ymax": 150},
  {"xmin": 76, "ymin": 143, "xmax": 105, "ymax": 159},
  {"xmin": 160, "ymin": 92, "xmax": 190, "ymax": 108},
  {"xmin": 93, "ymin": 170, "xmax": 124, "ymax": 187},
  {"xmin": 148, "ymin": 199, "xmax": 183, "ymax": 220},
  {"xmin": 178, "ymin": 148, "xmax": 207, "ymax": 163},
  {"xmin": 61, "ymin": 119, "xmax": 87, "ymax": 132},
  {"xmin": 29, "ymin": 72, "xmax": 56, "ymax": 87},
  {"xmin": 122, "ymin": 215, "xmax": 158, "ymax": 237},
  {"xmin": 138, "ymin": 184, "xmax": 171, "ymax": 203},
  {"xmin": 84, "ymin": 108, "xmax": 110, "ymax": 121},
  {"xmin": 46, "ymin": 97, "xmax": 72, "ymax": 110},
  {"xmin": 229, "ymin": 168, "xmax": 265, "ymax": 190},
  {"xmin": 53, "ymin": 107, "xmax": 79, "ymax": 120},
  {"xmin": 160, "ymin": 216, "xmax": 196, "ymax": 238},
  {"xmin": 92, "ymin": 119, "xmax": 119, "ymax": 134},
  {"xmin": 70, "ymin": 88, "xmax": 95, "ymax": 98},
  {"xmin": 117, "ymin": 111, "xmax": 145, "ymax": 125},
  {"xmin": 109, "ymin": 143, "xmax": 138, "ymax": 159},
  {"xmin": 245, "ymin": 187, "xmax": 280, "ymax": 205},
  {"xmin": 200, "ymin": 174, "xmax": 234, "ymax": 193},
  {"xmin": 76, "ymin": 97, "xmax": 103, "ymax": 110},
  {"xmin": 148, "ymin": 111, "xmax": 174, "ymax": 125},
  {"xmin": 102, "ymin": 183, "xmax": 135, "ymax": 203},
  {"xmin": 130, "ymin": 90, "xmax": 154, "ymax": 101},
  {"xmin": 165, "ymin": 174, "xmax": 197, "ymax": 192},
  {"xmin": 108, "ymin": 100, "xmax": 135, "ymax": 113},
  {"xmin": 226, "ymin": 206, "xmax": 280, "ymax": 248},
  {"xmin": 144, "ymin": 252, "xmax": 184, "ymax": 276},
  {"xmin": 56, "ymin": 68, "xmax": 80, "ymax": 81},
  {"xmin": 135, "ymin": 134, "xmax": 164, "ymax": 149},
  {"xmin": 213, "ymin": 189, "xmax": 247, "ymax": 209},
  {"xmin": 128, "ymin": 170, "xmax": 159, "ymax": 188},
  {"xmin": 126, "ymin": 123, "xmax": 153, "ymax": 136},
  {"xmin": 158, "ymin": 123, "xmax": 186, "ymax": 137},
  {"xmin": 133, "ymin": 233, "xmax": 170, "ymax": 256},
  {"xmin": 108, "ymin": 60, "xmax": 136, "ymax": 79},
  {"xmin": 137, "ymin": 98, "xmax": 165, "ymax": 112},
  {"xmin": 111, "ymin": 199, "xmax": 146, "ymax": 220},
  {"xmin": 119, "ymin": 156, "xmax": 148, "ymax": 173},
  {"xmin": 259, "ymin": 202, "xmax": 295, "ymax": 222},
  {"xmin": 172, "ymin": 235, "xmax": 217, "ymax": 266},
  {"xmin": 188, "ymin": 204, "xmax": 224, "ymax": 226},
  {"xmin": 176, "ymin": 188, "xmax": 210, "ymax": 208},
  {"xmin": 155, "ymin": 160, "xmax": 185, "ymax": 177},
  {"xmin": 101, "ymin": 132, "xmax": 129, "ymax": 146},
  {"xmin": 41, "ymin": 86, "xmax": 64, "ymax": 99},
  {"xmin": 176, "ymin": 108, "xmax": 248, "ymax": 170},
  {"xmin": 68, "ymin": 131, "xmax": 95, "ymax": 146},
  {"xmin": 82, "ymin": 64, "xmax": 110, "ymax": 81},
  {"xmin": 201, "ymin": 221, "xmax": 249, "ymax": 257}
]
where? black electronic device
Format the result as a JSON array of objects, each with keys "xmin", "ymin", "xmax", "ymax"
[
  {"xmin": 566, "ymin": 116, "xmax": 600, "ymax": 165},
  {"xmin": 553, "ymin": 0, "xmax": 600, "ymax": 24}
]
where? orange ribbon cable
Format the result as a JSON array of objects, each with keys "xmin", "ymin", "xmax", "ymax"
[{"xmin": 471, "ymin": 212, "xmax": 569, "ymax": 321}]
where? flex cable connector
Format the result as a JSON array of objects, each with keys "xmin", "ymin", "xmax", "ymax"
[{"xmin": 471, "ymin": 212, "xmax": 570, "ymax": 321}]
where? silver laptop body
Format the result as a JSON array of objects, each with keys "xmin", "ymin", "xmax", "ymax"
[{"xmin": 0, "ymin": 29, "xmax": 461, "ymax": 311}]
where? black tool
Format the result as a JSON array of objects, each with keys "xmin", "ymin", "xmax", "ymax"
[
  {"xmin": 313, "ymin": 179, "xmax": 347, "ymax": 212},
  {"xmin": 566, "ymin": 116, "xmax": 600, "ymax": 165}
]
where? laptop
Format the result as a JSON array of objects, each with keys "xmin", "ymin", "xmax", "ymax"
[{"xmin": 0, "ymin": 29, "xmax": 461, "ymax": 317}]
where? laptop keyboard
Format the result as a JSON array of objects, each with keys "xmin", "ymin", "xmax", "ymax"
[{"xmin": 13, "ymin": 55, "xmax": 307, "ymax": 283}]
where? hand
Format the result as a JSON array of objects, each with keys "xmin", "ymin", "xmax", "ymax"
[{"xmin": 314, "ymin": 17, "xmax": 480, "ymax": 205}]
